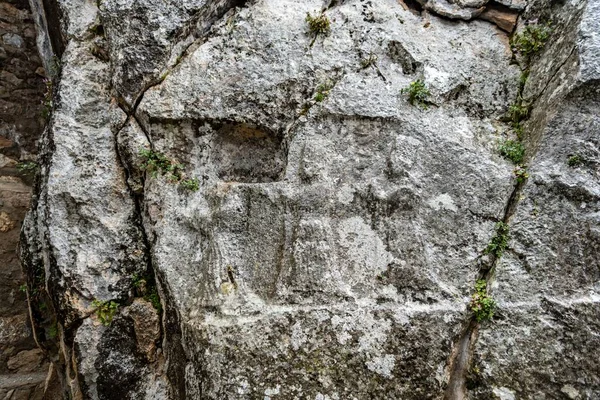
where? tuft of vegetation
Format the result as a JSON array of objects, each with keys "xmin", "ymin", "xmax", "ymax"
[
  {"xmin": 92, "ymin": 300, "xmax": 119, "ymax": 326},
  {"xmin": 507, "ymin": 102, "xmax": 529, "ymax": 125},
  {"xmin": 132, "ymin": 274, "xmax": 162, "ymax": 313},
  {"xmin": 306, "ymin": 12, "xmax": 331, "ymax": 37},
  {"xmin": 19, "ymin": 284, "xmax": 27, "ymax": 293},
  {"xmin": 401, "ymin": 79, "xmax": 430, "ymax": 109},
  {"xmin": 513, "ymin": 123, "xmax": 525, "ymax": 140},
  {"xmin": 146, "ymin": 291, "xmax": 162, "ymax": 313},
  {"xmin": 314, "ymin": 82, "xmax": 333, "ymax": 103},
  {"xmin": 518, "ymin": 69, "xmax": 530, "ymax": 92},
  {"xmin": 485, "ymin": 222, "xmax": 510, "ymax": 258},
  {"xmin": 17, "ymin": 161, "xmax": 38, "ymax": 176},
  {"xmin": 47, "ymin": 323, "xmax": 58, "ymax": 339},
  {"xmin": 181, "ymin": 177, "xmax": 200, "ymax": 192},
  {"xmin": 139, "ymin": 148, "xmax": 183, "ymax": 181},
  {"xmin": 470, "ymin": 280, "xmax": 496, "ymax": 322},
  {"xmin": 567, "ymin": 154, "xmax": 583, "ymax": 167},
  {"xmin": 499, "ymin": 139, "xmax": 525, "ymax": 165},
  {"xmin": 511, "ymin": 23, "xmax": 552, "ymax": 58},
  {"xmin": 132, "ymin": 273, "xmax": 147, "ymax": 292},
  {"xmin": 514, "ymin": 165, "xmax": 529, "ymax": 183},
  {"xmin": 360, "ymin": 53, "xmax": 378, "ymax": 69}
]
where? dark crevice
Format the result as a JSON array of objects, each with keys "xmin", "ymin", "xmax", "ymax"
[
  {"xmin": 40, "ymin": 0, "xmax": 65, "ymax": 57},
  {"xmin": 442, "ymin": 5, "xmax": 578, "ymax": 395},
  {"xmin": 444, "ymin": 171, "xmax": 526, "ymax": 400},
  {"xmin": 402, "ymin": 0, "xmax": 424, "ymax": 14},
  {"xmin": 118, "ymin": 0, "xmax": 250, "ymax": 113},
  {"xmin": 112, "ymin": 115, "xmax": 190, "ymax": 399},
  {"xmin": 443, "ymin": 7, "xmax": 535, "ymax": 398}
]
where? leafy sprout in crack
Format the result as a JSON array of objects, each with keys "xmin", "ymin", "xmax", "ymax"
[
  {"xmin": 511, "ymin": 23, "xmax": 552, "ymax": 59},
  {"xmin": 16, "ymin": 161, "xmax": 38, "ymax": 176},
  {"xmin": 512, "ymin": 123, "xmax": 525, "ymax": 141},
  {"xmin": 132, "ymin": 273, "xmax": 147, "ymax": 294},
  {"xmin": 139, "ymin": 148, "xmax": 183, "ymax": 181},
  {"xmin": 567, "ymin": 154, "xmax": 584, "ymax": 167},
  {"xmin": 47, "ymin": 323, "xmax": 58, "ymax": 339},
  {"xmin": 181, "ymin": 177, "xmax": 200, "ymax": 192},
  {"xmin": 518, "ymin": 69, "xmax": 530, "ymax": 92},
  {"xmin": 507, "ymin": 102, "xmax": 530, "ymax": 125},
  {"xmin": 513, "ymin": 165, "xmax": 529, "ymax": 183},
  {"xmin": 499, "ymin": 139, "xmax": 525, "ymax": 165},
  {"xmin": 92, "ymin": 300, "xmax": 119, "ymax": 326},
  {"xmin": 314, "ymin": 82, "xmax": 333, "ymax": 103},
  {"xmin": 401, "ymin": 79, "xmax": 430, "ymax": 109},
  {"xmin": 485, "ymin": 221, "xmax": 510, "ymax": 258},
  {"xmin": 470, "ymin": 279, "xmax": 496, "ymax": 322},
  {"xmin": 146, "ymin": 290, "xmax": 162, "ymax": 313},
  {"xmin": 131, "ymin": 273, "xmax": 162, "ymax": 313},
  {"xmin": 306, "ymin": 11, "xmax": 331, "ymax": 37}
]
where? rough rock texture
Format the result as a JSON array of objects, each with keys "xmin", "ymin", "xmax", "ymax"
[
  {"xmin": 470, "ymin": 0, "xmax": 600, "ymax": 398},
  {"xmin": 20, "ymin": 0, "xmax": 600, "ymax": 399}
]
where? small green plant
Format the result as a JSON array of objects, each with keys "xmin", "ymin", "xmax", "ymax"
[
  {"xmin": 306, "ymin": 12, "xmax": 331, "ymax": 37},
  {"xmin": 514, "ymin": 165, "xmax": 529, "ymax": 183},
  {"xmin": 360, "ymin": 53, "xmax": 378, "ymax": 69},
  {"xmin": 17, "ymin": 161, "xmax": 38, "ymax": 175},
  {"xmin": 19, "ymin": 284, "xmax": 27, "ymax": 293},
  {"xmin": 47, "ymin": 323, "xmax": 58, "ymax": 339},
  {"xmin": 146, "ymin": 291, "xmax": 162, "ymax": 313},
  {"xmin": 513, "ymin": 123, "xmax": 525, "ymax": 140},
  {"xmin": 485, "ymin": 222, "xmax": 510, "ymax": 258},
  {"xmin": 470, "ymin": 280, "xmax": 496, "ymax": 322},
  {"xmin": 139, "ymin": 148, "xmax": 183, "ymax": 181},
  {"xmin": 511, "ymin": 23, "xmax": 552, "ymax": 58},
  {"xmin": 181, "ymin": 177, "xmax": 200, "ymax": 192},
  {"xmin": 314, "ymin": 83, "xmax": 332, "ymax": 102},
  {"xmin": 131, "ymin": 274, "xmax": 162, "ymax": 313},
  {"xmin": 92, "ymin": 300, "xmax": 119, "ymax": 326},
  {"xmin": 499, "ymin": 139, "xmax": 525, "ymax": 164},
  {"xmin": 507, "ymin": 102, "xmax": 529, "ymax": 124},
  {"xmin": 401, "ymin": 79, "xmax": 430, "ymax": 109},
  {"xmin": 132, "ymin": 273, "xmax": 147, "ymax": 292},
  {"xmin": 567, "ymin": 154, "xmax": 583, "ymax": 167},
  {"xmin": 518, "ymin": 69, "xmax": 530, "ymax": 92}
]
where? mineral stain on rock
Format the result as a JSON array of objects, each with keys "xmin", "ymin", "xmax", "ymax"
[{"xmin": 8, "ymin": 0, "xmax": 600, "ymax": 399}]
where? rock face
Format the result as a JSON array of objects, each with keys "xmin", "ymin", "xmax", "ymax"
[{"xmin": 19, "ymin": 0, "xmax": 599, "ymax": 399}]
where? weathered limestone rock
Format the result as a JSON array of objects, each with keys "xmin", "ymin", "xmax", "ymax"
[
  {"xmin": 20, "ymin": 0, "xmax": 600, "ymax": 399},
  {"xmin": 470, "ymin": 0, "xmax": 600, "ymax": 397}
]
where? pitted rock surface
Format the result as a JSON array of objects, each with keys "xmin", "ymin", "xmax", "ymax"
[{"xmin": 19, "ymin": 0, "xmax": 600, "ymax": 399}]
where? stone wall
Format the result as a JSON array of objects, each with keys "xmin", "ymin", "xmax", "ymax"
[
  {"xmin": 0, "ymin": 0, "xmax": 52, "ymax": 399},
  {"xmin": 18, "ymin": 0, "xmax": 600, "ymax": 399}
]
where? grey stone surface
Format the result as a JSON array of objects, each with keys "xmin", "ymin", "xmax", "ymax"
[
  {"xmin": 20, "ymin": 0, "xmax": 600, "ymax": 399},
  {"xmin": 470, "ymin": 0, "xmax": 600, "ymax": 398}
]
